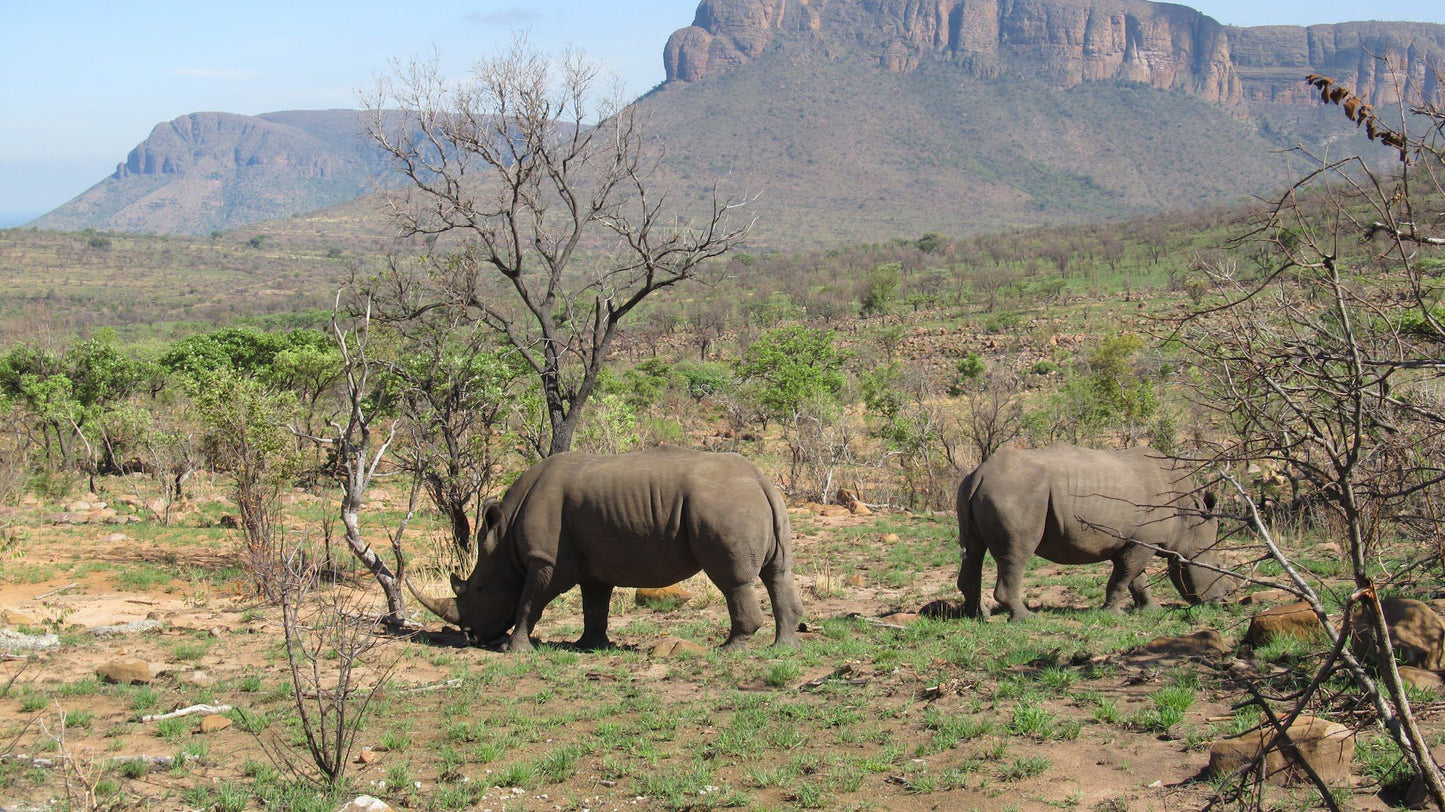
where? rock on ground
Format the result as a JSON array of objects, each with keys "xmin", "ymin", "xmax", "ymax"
[
  {"xmin": 95, "ymin": 657, "xmax": 154, "ymax": 684},
  {"xmin": 1244, "ymin": 601, "xmax": 1324, "ymax": 646},
  {"xmin": 647, "ymin": 637, "xmax": 708, "ymax": 658},
  {"xmin": 1351, "ymin": 598, "xmax": 1445, "ymax": 671},
  {"xmin": 1208, "ymin": 715, "xmax": 1355, "ymax": 786},
  {"xmin": 1139, "ymin": 629, "xmax": 1229, "ymax": 658}
]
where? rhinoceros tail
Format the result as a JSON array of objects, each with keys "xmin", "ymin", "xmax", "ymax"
[{"xmin": 762, "ymin": 475, "xmax": 793, "ymax": 563}]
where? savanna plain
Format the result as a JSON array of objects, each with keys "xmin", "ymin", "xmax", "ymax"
[{"xmin": 0, "ymin": 189, "xmax": 1440, "ymax": 812}]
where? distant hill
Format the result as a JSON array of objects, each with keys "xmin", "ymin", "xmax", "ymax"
[
  {"xmin": 29, "ymin": 0, "xmax": 1445, "ymax": 247},
  {"xmin": 30, "ymin": 110, "xmax": 397, "ymax": 236}
]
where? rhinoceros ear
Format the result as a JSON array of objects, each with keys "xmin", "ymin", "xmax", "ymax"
[
  {"xmin": 1202, "ymin": 491, "xmax": 1218, "ymax": 513},
  {"xmin": 477, "ymin": 500, "xmax": 504, "ymax": 554},
  {"xmin": 450, "ymin": 573, "xmax": 467, "ymax": 595}
]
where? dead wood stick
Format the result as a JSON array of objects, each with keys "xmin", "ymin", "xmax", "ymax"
[
  {"xmin": 402, "ymin": 678, "xmax": 463, "ymax": 694},
  {"xmin": 37, "ymin": 583, "xmax": 78, "ymax": 599},
  {"xmin": 141, "ymin": 703, "xmax": 231, "ymax": 722}
]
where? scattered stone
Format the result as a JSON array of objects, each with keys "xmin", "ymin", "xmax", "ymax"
[
  {"xmin": 800, "ymin": 664, "xmax": 870, "ymax": 691},
  {"xmin": 335, "ymin": 796, "xmax": 394, "ymax": 812},
  {"xmin": 0, "ymin": 628, "xmax": 59, "ymax": 652},
  {"xmin": 1351, "ymin": 598, "xmax": 1445, "ymax": 671},
  {"xmin": 647, "ymin": 637, "xmax": 707, "ymax": 658},
  {"xmin": 0, "ymin": 609, "xmax": 40, "ymax": 628},
  {"xmin": 1398, "ymin": 666, "xmax": 1444, "ymax": 693},
  {"xmin": 1240, "ymin": 588, "xmax": 1296, "ymax": 605},
  {"xmin": 1208, "ymin": 715, "xmax": 1355, "ymax": 786},
  {"xmin": 1140, "ymin": 629, "xmax": 1229, "ymax": 658},
  {"xmin": 91, "ymin": 619, "xmax": 164, "ymax": 638},
  {"xmin": 881, "ymin": 533, "xmax": 900, "ymax": 544},
  {"xmin": 1244, "ymin": 601, "xmax": 1324, "ymax": 647},
  {"xmin": 66, "ymin": 500, "xmax": 92, "ymax": 513},
  {"xmin": 357, "ymin": 747, "xmax": 381, "ymax": 765},
  {"xmin": 102, "ymin": 532, "xmax": 129, "ymax": 543},
  {"xmin": 918, "ymin": 600, "xmax": 967, "ymax": 619},
  {"xmin": 199, "ymin": 714, "xmax": 232, "ymax": 734},
  {"xmin": 634, "ymin": 584, "xmax": 693, "ymax": 605},
  {"xmin": 96, "ymin": 657, "xmax": 154, "ymax": 684}
]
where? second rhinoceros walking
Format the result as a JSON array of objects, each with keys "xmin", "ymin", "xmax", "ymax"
[
  {"xmin": 409, "ymin": 447, "xmax": 803, "ymax": 652},
  {"xmin": 956, "ymin": 444, "xmax": 1237, "ymax": 619}
]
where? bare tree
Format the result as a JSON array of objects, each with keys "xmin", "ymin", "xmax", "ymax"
[
  {"xmin": 960, "ymin": 369, "xmax": 1026, "ymax": 464},
  {"xmin": 1177, "ymin": 72, "xmax": 1445, "ymax": 809},
  {"xmin": 274, "ymin": 545, "xmax": 398, "ymax": 788},
  {"xmin": 297, "ymin": 295, "xmax": 411, "ymax": 623},
  {"xmin": 365, "ymin": 35, "xmax": 750, "ymax": 455}
]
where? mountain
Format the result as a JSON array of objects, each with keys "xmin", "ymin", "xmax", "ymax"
[
  {"xmin": 30, "ymin": 110, "xmax": 394, "ymax": 236},
  {"xmin": 29, "ymin": 0, "xmax": 1445, "ymax": 246},
  {"xmin": 663, "ymin": 0, "xmax": 1445, "ymax": 107},
  {"xmin": 642, "ymin": 0, "xmax": 1445, "ymax": 246}
]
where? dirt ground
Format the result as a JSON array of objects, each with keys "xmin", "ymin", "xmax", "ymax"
[{"xmin": 0, "ymin": 484, "xmax": 1419, "ymax": 812}]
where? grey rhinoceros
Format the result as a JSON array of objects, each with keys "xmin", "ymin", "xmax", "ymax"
[
  {"xmin": 409, "ymin": 447, "xmax": 803, "ymax": 652},
  {"xmin": 956, "ymin": 444, "xmax": 1237, "ymax": 619}
]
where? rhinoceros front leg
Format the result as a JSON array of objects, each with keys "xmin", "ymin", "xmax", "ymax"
[
  {"xmin": 503, "ymin": 561, "xmax": 562, "ymax": 653},
  {"xmin": 1103, "ymin": 543, "xmax": 1157, "ymax": 612},
  {"xmin": 718, "ymin": 581, "xmax": 766, "ymax": 649},
  {"xmin": 575, "ymin": 582, "xmax": 614, "ymax": 651}
]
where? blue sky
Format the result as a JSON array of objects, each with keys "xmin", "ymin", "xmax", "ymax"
[{"xmin": 3, "ymin": 0, "xmax": 1443, "ymax": 227}]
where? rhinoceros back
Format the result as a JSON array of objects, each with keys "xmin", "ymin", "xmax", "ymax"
[{"xmin": 520, "ymin": 448, "xmax": 785, "ymax": 589}]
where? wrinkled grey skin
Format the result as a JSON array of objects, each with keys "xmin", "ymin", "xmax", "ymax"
[
  {"xmin": 956, "ymin": 444, "xmax": 1238, "ymax": 620},
  {"xmin": 410, "ymin": 447, "xmax": 803, "ymax": 653}
]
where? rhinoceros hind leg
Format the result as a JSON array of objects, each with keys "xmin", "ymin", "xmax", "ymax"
[
  {"xmin": 760, "ymin": 561, "xmax": 803, "ymax": 647},
  {"xmin": 993, "ymin": 559, "xmax": 1035, "ymax": 620},
  {"xmin": 575, "ymin": 582, "xmax": 615, "ymax": 650},
  {"xmin": 718, "ymin": 582, "xmax": 765, "ymax": 649}
]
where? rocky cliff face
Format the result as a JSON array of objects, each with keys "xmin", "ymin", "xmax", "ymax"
[
  {"xmin": 1229, "ymin": 22, "xmax": 1445, "ymax": 107},
  {"xmin": 663, "ymin": 0, "xmax": 1445, "ymax": 107},
  {"xmin": 34, "ymin": 110, "xmax": 390, "ymax": 236},
  {"xmin": 113, "ymin": 112, "xmax": 347, "ymax": 180}
]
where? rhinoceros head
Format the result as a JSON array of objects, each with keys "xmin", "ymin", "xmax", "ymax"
[
  {"xmin": 407, "ymin": 501, "xmax": 521, "ymax": 645},
  {"xmin": 1165, "ymin": 492, "xmax": 1240, "ymax": 604}
]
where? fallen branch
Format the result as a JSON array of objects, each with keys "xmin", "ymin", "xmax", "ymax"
[
  {"xmin": 2, "ymin": 753, "xmax": 193, "ymax": 770},
  {"xmin": 37, "ymin": 583, "xmax": 78, "ymax": 599},
  {"xmin": 401, "ymin": 678, "xmax": 462, "ymax": 694},
  {"xmin": 141, "ymin": 703, "xmax": 231, "ymax": 722}
]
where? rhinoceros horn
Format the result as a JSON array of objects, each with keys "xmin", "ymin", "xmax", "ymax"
[{"xmin": 404, "ymin": 576, "xmax": 461, "ymax": 626}]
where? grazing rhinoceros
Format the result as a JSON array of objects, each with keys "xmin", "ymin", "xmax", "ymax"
[
  {"xmin": 408, "ymin": 447, "xmax": 803, "ymax": 652},
  {"xmin": 956, "ymin": 444, "xmax": 1237, "ymax": 619}
]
